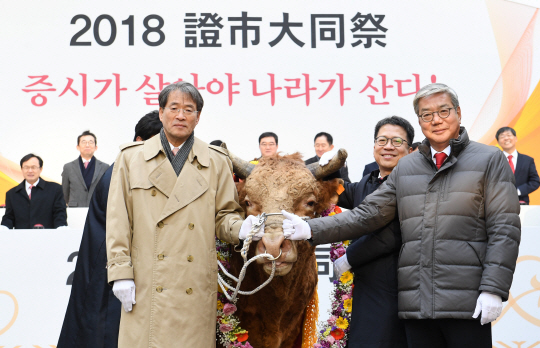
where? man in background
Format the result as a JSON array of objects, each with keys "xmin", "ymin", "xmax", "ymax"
[
  {"xmin": 57, "ymin": 111, "xmax": 162, "ymax": 348},
  {"xmin": 496, "ymin": 126, "xmax": 539, "ymax": 204},
  {"xmin": 62, "ymin": 130, "xmax": 109, "ymax": 207},
  {"xmin": 305, "ymin": 132, "xmax": 350, "ymax": 182},
  {"xmin": 1, "ymin": 154, "xmax": 67, "ymax": 229},
  {"xmin": 254, "ymin": 131, "xmax": 279, "ymax": 162}
]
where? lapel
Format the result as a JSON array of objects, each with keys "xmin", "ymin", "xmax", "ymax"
[
  {"xmin": 15, "ymin": 181, "xmax": 29, "ymax": 202},
  {"xmin": 144, "ymin": 135, "xmax": 210, "ymax": 222},
  {"xmin": 514, "ymin": 152, "xmax": 525, "ymax": 177},
  {"xmin": 72, "ymin": 158, "xmax": 87, "ymax": 189},
  {"xmin": 90, "ymin": 158, "xmax": 103, "ymax": 186}
]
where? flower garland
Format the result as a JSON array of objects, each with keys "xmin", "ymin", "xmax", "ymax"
[
  {"xmin": 315, "ymin": 205, "xmax": 353, "ymax": 348},
  {"xmin": 216, "ymin": 238, "xmax": 253, "ymax": 348}
]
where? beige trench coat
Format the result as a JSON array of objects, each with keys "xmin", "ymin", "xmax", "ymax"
[{"xmin": 106, "ymin": 135, "xmax": 244, "ymax": 348}]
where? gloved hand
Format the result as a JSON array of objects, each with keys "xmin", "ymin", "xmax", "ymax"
[
  {"xmin": 333, "ymin": 255, "xmax": 351, "ymax": 278},
  {"xmin": 282, "ymin": 210, "xmax": 311, "ymax": 240},
  {"xmin": 0, "ymin": 225, "xmax": 9, "ymax": 230},
  {"xmin": 56, "ymin": 226, "xmax": 70, "ymax": 230},
  {"xmin": 113, "ymin": 279, "xmax": 136, "ymax": 312},
  {"xmin": 472, "ymin": 292, "xmax": 502, "ymax": 325},
  {"xmin": 239, "ymin": 215, "xmax": 265, "ymax": 241},
  {"xmin": 319, "ymin": 149, "xmax": 338, "ymax": 166}
]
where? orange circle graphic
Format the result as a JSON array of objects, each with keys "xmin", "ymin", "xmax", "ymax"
[{"xmin": 0, "ymin": 290, "xmax": 19, "ymax": 335}]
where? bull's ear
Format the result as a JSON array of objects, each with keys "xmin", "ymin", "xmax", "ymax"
[{"xmin": 314, "ymin": 178, "xmax": 344, "ymax": 213}]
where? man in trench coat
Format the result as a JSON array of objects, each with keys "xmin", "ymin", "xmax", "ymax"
[{"xmin": 106, "ymin": 82, "xmax": 255, "ymax": 348}]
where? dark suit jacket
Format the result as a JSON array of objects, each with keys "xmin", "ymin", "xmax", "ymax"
[
  {"xmin": 57, "ymin": 164, "xmax": 121, "ymax": 348},
  {"xmin": 304, "ymin": 155, "xmax": 350, "ymax": 182},
  {"xmin": 62, "ymin": 157, "xmax": 109, "ymax": 207},
  {"xmin": 514, "ymin": 152, "xmax": 540, "ymax": 204},
  {"xmin": 362, "ymin": 161, "xmax": 379, "ymax": 177},
  {"xmin": 338, "ymin": 170, "xmax": 407, "ymax": 348},
  {"xmin": 1, "ymin": 178, "xmax": 67, "ymax": 229}
]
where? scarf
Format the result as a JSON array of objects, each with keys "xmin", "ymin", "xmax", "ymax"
[{"xmin": 160, "ymin": 128, "xmax": 195, "ymax": 176}]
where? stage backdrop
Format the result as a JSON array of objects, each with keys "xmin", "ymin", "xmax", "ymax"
[{"xmin": 1, "ymin": 0, "xmax": 540, "ymax": 205}]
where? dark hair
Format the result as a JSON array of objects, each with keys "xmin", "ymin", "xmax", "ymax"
[
  {"xmin": 314, "ymin": 132, "xmax": 333, "ymax": 145},
  {"xmin": 259, "ymin": 132, "xmax": 278, "ymax": 145},
  {"xmin": 210, "ymin": 140, "xmax": 223, "ymax": 146},
  {"xmin": 158, "ymin": 81, "xmax": 204, "ymax": 112},
  {"xmin": 411, "ymin": 142, "xmax": 421, "ymax": 150},
  {"xmin": 495, "ymin": 127, "xmax": 516, "ymax": 140},
  {"xmin": 20, "ymin": 153, "xmax": 43, "ymax": 168},
  {"xmin": 77, "ymin": 130, "xmax": 97, "ymax": 145},
  {"xmin": 374, "ymin": 116, "xmax": 415, "ymax": 145},
  {"xmin": 134, "ymin": 110, "xmax": 162, "ymax": 141}
]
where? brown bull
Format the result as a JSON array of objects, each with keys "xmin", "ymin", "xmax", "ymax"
[{"xmin": 221, "ymin": 148, "xmax": 347, "ymax": 348}]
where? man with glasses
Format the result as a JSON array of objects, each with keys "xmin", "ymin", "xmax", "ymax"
[
  {"xmin": 61, "ymin": 130, "xmax": 109, "ymax": 207},
  {"xmin": 1, "ymin": 154, "xmax": 67, "ymax": 229},
  {"xmin": 331, "ymin": 116, "xmax": 413, "ymax": 348},
  {"xmin": 283, "ymin": 83, "xmax": 520, "ymax": 348}
]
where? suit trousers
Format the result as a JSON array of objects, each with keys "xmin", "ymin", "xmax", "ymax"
[{"xmin": 403, "ymin": 319, "xmax": 491, "ymax": 348}]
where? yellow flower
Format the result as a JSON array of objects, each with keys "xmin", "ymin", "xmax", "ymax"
[
  {"xmin": 329, "ymin": 212, "xmax": 336, "ymax": 216},
  {"xmin": 217, "ymin": 300, "xmax": 224, "ymax": 310},
  {"xmin": 336, "ymin": 316, "xmax": 349, "ymax": 330},
  {"xmin": 340, "ymin": 271, "xmax": 353, "ymax": 284},
  {"xmin": 324, "ymin": 327, "xmax": 331, "ymax": 336},
  {"xmin": 343, "ymin": 240, "xmax": 350, "ymax": 247},
  {"xmin": 344, "ymin": 298, "xmax": 352, "ymax": 313}
]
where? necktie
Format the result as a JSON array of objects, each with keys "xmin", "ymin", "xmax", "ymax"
[
  {"xmin": 172, "ymin": 147, "xmax": 179, "ymax": 156},
  {"xmin": 507, "ymin": 155, "xmax": 515, "ymax": 174},
  {"xmin": 84, "ymin": 161, "xmax": 89, "ymax": 169},
  {"xmin": 434, "ymin": 152, "xmax": 448, "ymax": 170},
  {"xmin": 28, "ymin": 185, "xmax": 34, "ymax": 200}
]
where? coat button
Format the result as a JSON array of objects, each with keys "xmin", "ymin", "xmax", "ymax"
[
  {"xmin": 158, "ymin": 222, "xmax": 164, "ymax": 228},
  {"xmin": 151, "ymin": 189, "xmax": 157, "ymax": 196},
  {"xmin": 186, "ymin": 288, "xmax": 193, "ymax": 295},
  {"xmin": 156, "ymin": 286, "xmax": 163, "ymax": 293},
  {"xmin": 197, "ymin": 164, "xmax": 203, "ymax": 170},
  {"xmin": 188, "ymin": 223, "xmax": 194, "ymax": 230},
  {"xmin": 187, "ymin": 255, "xmax": 194, "ymax": 262},
  {"xmin": 158, "ymin": 254, "xmax": 164, "ymax": 260}
]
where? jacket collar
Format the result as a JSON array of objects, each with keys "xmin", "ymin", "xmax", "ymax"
[
  {"xmin": 418, "ymin": 126, "xmax": 470, "ymax": 163},
  {"xmin": 143, "ymin": 133, "xmax": 209, "ymax": 167},
  {"xmin": 15, "ymin": 178, "xmax": 45, "ymax": 193}
]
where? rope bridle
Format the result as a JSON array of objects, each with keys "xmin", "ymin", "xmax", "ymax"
[{"xmin": 217, "ymin": 212, "xmax": 309, "ymax": 303}]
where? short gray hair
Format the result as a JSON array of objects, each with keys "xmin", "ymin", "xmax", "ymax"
[
  {"xmin": 413, "ymin": 83, "xmax": 459, "ymax": 115},
  {"xmin": 158, "ymin": 81, "xmax": 204, "ymax": 112}
]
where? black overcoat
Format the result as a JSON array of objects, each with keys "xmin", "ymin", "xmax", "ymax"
[
  {"xmin": 339, "ymin": 170, "xmax": 407, "ymax": 348},
  {"xmin": 1, "ymin": 178, "xmax": 66, "ymax": 229},
  {"xmin": 57, "ymin": 165, "xmax": 121, "ymax": 348}
]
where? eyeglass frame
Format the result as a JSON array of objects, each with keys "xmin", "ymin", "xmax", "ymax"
[
  {"xmin": 165, "ymin": 106, "xmax": 199, "ymax": 117},
  {"xmin": 79, "ymin": 140, "xmax": 95, "ymax": 146},
  {"xmin": 374, "ymin": 136, "xmax": 409, "ymax": 147},
  {"xmin": 22, "ymin": 166, "xmax": 41, "ymax": 171},
  {"xmin": 418, "ymin": 107, "xmax": 455, "ymax": 123}
]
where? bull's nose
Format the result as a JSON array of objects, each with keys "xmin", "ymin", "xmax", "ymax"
[{"xmin": 261, "ymin": 233, "xmax": 286, "ymax": 260}]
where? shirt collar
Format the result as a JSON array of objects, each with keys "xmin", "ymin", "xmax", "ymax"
[
  {"xmin": 169, "ymin": 141, "xmax": 184, "ymax": 152},
  {"xmin": 26, "ymin": 178, "xmax": 39, "ymax": 190},
  {"xmin": 431, "ymin": 145, "xmax": 451, "ymax": 159},
  {"xmin": 503, "ymin": 150, "xmax": 518, "ymax": 158}
]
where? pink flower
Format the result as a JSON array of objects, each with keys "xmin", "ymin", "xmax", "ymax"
[
  {"xmin": 219, "ymin": 323, "xmax": 234, "ymax": 333},
  {"xmin": 327, "ymin": 315, "xmax": 337, "ymax": 325},
  {"xmin": 327, "ymin": 335, "xmax": 336, "ymax": 344},
  {"xmin": 336, "ymin": 247, "xmax": 346, "ymax": 257},
  {"xmin": 314, "ymin": 344, "xmax": 322, "ymax": 348},
  {"xmin": 341, "ymin": 294, "xmax": 350, "ymax": 301},
  {"xmin": 223, "ymin": 303, "xmax": 237, "ymax": 316}
]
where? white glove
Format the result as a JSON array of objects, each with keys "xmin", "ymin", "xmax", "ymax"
[
  {"xmin": 0, "ymin": 225, "xmax": 9, "ymax": 230},
  {"xmin": 282, "ymin": 210, "xmax": 312, "ymax": 240},
  {"xmin": 319, "ymin": 149, "xmax": 338, "ymax": 166},
  {"xmin": 239, "ymin": 215, "xmax": 265, "ymax": 241},
  {"xmin": 333, "ymin": 255, "xmax": 351, "ymax": 278},
  {"xmin": 113, "ymin": 279, "xmax": 136, "ymax": 312},
  {"xmin": 472, "ymin": 292, "xmax": 502, "ymax": 325},
  {"xmin": 56, "ymin": 226, "xmax": 70, "ymax": 230}
]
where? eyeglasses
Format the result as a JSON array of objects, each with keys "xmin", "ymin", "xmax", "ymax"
[
  {"xmin": 260, "ymin": 142, "xmax": 276, "ymax": 148},
  {"xmin": 166, "ymin": 107, "xmax": 198, "ymax": 117},
  {"xmin": 22, "ymin": 166, "xmax": 40, "ymax": 171},
  {"xmin": 375, "ymin": 136, "xmax": 408, "ymax": 147},
  {"xmin": 80, "ymin": 140, "xmax": 95, "ymax": 146},
  {"xmin": 418, "ymin": 107, "xmax": 455, "ymax": 122}
]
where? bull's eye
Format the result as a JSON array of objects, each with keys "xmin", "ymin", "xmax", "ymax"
[
  {"xmin": 245, "ymin": 200, "xmax": 251, "ymax": 207},
  {"xmin": 307, "ymin": 201, "xmax": 315, "ymax": 207}
]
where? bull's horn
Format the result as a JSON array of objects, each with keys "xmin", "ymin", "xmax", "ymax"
[
  {"xmin": 307, "ymin": 149, "xmax": 348, "ymax": 180},
  {"xmin": 220, "ymin": 142, "xmax": 255, "ymax": 179}
]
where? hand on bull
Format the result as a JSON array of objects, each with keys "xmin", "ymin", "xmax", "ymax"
[
  {"xmin": 318, "ymin": 148, "xmax": 339, "ymax": 166},
  {"xmin": 113, "ymin": 279, "xmax": 136, "ymax": 312},
  {"xmin": 333, "ymin": 254, "xmax": 351, "ymax": 278},
  {"xmin": 282, "ymin": 210, "xmax": 312, "ymax": 240},
  {"xmin": 472, "ymin": 292, "xmax": 502, "ymax": 325},
  {"xmin": 239, "ymin": 215, "xmax": 265, "ymax": 241}
]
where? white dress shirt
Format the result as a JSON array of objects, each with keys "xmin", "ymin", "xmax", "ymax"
[
  {"xmin": 503, "ymin": 150, "xmax": 520, "ymax": 195},
  {"xmin": 168, "ymin": 141, "xmax": 184, "ymax": 153},
  {"xmin": 25, "ymin": 178, "xmax": 39, "ymax": 197},
  {"xmin": 430, "ymin": 145, "xmax": 451, "ymax": 164}
]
